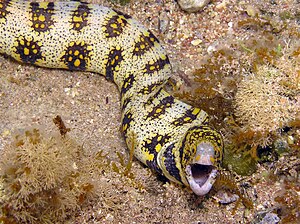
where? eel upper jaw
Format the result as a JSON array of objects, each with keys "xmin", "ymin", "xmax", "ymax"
[{"xmin": 185, "ymin": 142, "xmax": 218, "ymax": 196}]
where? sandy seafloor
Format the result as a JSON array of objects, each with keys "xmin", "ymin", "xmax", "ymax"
[{"xmin": 0, "ymin": 0, "xmax": 299, "ymax": 223}]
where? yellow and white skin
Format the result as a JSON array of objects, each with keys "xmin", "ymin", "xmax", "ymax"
[{"xmin": 0, "ymin": 0, "xmax": 223, "ymax": 195}]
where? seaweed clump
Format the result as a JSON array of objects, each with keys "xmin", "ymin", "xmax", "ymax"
[
  {"xmin": 234, "ymin": 64, "xmax": 299, "ymax": 146},
  {"xmin": 0, "ymin": 121, "xmax": 150, "ymax": 223},
  {"xmin": 0, "ymin": 128, "xmax": 100, "ymax": 223},
  {"xmin": 174, "ymin": 47, "xmax": 241, "ymax": 128},
  {"xmin": 173, "ymin": 0, "xmax": 300, "ymax": 175},
  {"xmin": 108, "ymin": 0, "xmax": 131, "ymax": 6},
  {"xmin": 274, "ymin": 179, "xmax": 300, "ymax": 223},
  {"xmin": 190, "ymin": 38, "xmax": 300, "ymax": 174},
  {"xmin": 110, "ymin": 132, "xmax": 144, "ymax": 190}
]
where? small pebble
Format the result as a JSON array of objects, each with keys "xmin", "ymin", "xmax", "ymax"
[
  {"xmin": 287, "ymin": 135, "xmax": 294, "ymax": 144},
  {"xmin": 260, "ymin": 213, "xmax": 280, "ymax": 224},
  {"xmin": 105, "ymin": 213, "xmax": 114, "ymax": 222},
  {"xmin": 159, "ymin": 11, "xmax": 170, "ymax": 34},
  {"xmin": 207, "ymin": 44, "xmax": 216, "ymax": 53},
  {"xmin": 178, "ymin": 0, "xmax": 211, "ymax": 13},
  {"xmin": 215, "ymin": 0, "xmax": 227, "ymax": 10},
  {"xmin": 1, "ymin": 129, "xmax": 11, "ymax": 137},
  {"xmin": 213, "ymin": 190, "xmax": 239, "ymax": 204},
  {"xmin": 191, "ymin": 39, "xmax": 202, "ymax": 46},
  {"xmin": 246, "ymin": 5, "xmax": 260, "ymax": 17},
  {"xmin": 253, "ymin": 211, "xmax": 280, "ymax": 224}
]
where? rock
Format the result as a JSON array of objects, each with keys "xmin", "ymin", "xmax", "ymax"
[
  {"xmin": 252, "ymin": 212, "xmax": 280, "ymax": 224},
  {"xmin": 178, "ymin": 0, "xmax": 211, "ymax": 13},
  {"xmin": 191, "ymin": 39, "xmax": 202, "ymax": 46},
  {"xmin": 213, "ymin": 190, "xmax": 239, "ymax": 204},
  {"xmin": 245, "ymin": 4, "xmax": 260, "ymax": 17},
  {"xmin": 159, "ymin": 11, "xmax": 170, "ymax": 34}
]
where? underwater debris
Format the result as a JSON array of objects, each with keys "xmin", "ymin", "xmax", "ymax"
[{"xmin": 53, "ymin": 115, "xmax": 71, "ymax": 137}]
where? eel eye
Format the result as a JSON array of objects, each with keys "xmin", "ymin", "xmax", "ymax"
[{"xmin": 185, "ymin": 142, "xmax": 218, "ymax": 196}]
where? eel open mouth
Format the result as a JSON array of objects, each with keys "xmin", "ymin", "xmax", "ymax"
[{"xmin": 185, "ymin": 142, "xmax": 218, "ymax": 196}]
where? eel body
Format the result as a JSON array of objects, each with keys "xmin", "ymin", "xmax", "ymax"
[{"xmin": 0, "ymin": 0, "xmax": 223, "ymax": 195}]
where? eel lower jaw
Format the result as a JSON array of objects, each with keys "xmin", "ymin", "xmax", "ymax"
[{"xmin": 185, "ymin": 163, "xmax": 218, "ymax": 196}]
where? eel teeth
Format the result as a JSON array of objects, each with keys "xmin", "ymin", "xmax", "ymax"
[{"xmin": 185, "ymin": 142, "xmax": 218, "ymax": 196}]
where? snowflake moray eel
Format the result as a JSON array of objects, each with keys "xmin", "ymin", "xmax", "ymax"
[{"xmin": 0, "ymin": 0, "xmax": 224, "ymax": 195}]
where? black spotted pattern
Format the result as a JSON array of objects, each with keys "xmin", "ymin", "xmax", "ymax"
[
  {"xmin": 121, "ymin": 97, "xmax": 131, "ymax": 110},
  {"xmin": 30, "ymin": 2, "xmax": 54, "ymax": 33},
  {"xmin": 103, "ymin": 13, "xmax": 129, "ymax": 38},
  {"xmin": 113, "ymin": 9, "xmax": 131, "ymax": 19},
  {"xmin": 133, "ymin": 31, "xmax": 159, "ymax": 56},
  {"xmin": 71, "ymin": 2, "xmax": 90, "ymax": 31},
  {"xmin": 0, "ymin": 0, "xmax": 11, "ymax": 21},
  {"xmin": 121, "ymin": 73, "xmax": 135, "ymax": 96},
  {"xmin": 181, "ymin": 127, "xmax": 201, "ymax": 167},
  {"xmin": 163, "ymin": 143, "xmax": 182, "ymax": 183},
  {"xmin": 143, "ymin": 57, "xmax": 170, "ymax": 75},
  {"xmin": 138, "ymin": 81, "xmax": 164, "ymax": 95},
  {"xmin": 14, "ymin": 36, "xmax": 43, "ymax": 64},
  {"xmin": 60, "ymin": 41, "xmax": 92, "ymax": 70},
  {"xmin": 191, "ymin": 125, "xmax": 223, "ymax": 164},
  {"xmin": 188, "ymin": 125, "xmax": 223, "ymax": 148},
  {"xmin": 146, "ymin": 95, "xmax": 174, "ymax": 120},
  {"xmin": 122, "ymin": 111, "xmax": 134, "ymax": 133},
  {"xmin": 144, "ymin": 134, "xmax": 171, "ymax": 174},
  {"xmin": 180, "ymin": 125, "xmax": 223, "ymax": 168},
  {"xmin": 172, "ymin": 108, "xmax": 201, "ymax": 126},
  {"xmin": 105, "ymin": 46, "xmax": 123, "ymax": 81}
]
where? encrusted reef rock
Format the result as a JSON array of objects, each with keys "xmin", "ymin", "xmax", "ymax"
[{"xmin": 178, "ymin": 0, "xmax": 211, "ymax": 12}]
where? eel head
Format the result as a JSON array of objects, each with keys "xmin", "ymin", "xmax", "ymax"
[{"xmin": 183, "ymin": 126, "xmax": 223, "ymax": 196}]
